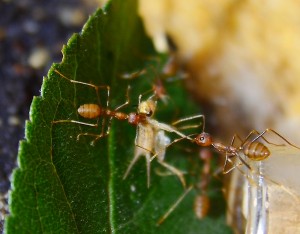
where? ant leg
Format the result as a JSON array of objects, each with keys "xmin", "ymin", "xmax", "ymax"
[
  {"xmin": 172, "ymin": 115, "xmax": 206, "ymax": 132},
  {"xmin": 53, "ymin": 69, "xmax": 110, "ymax": 106},
  {"xmin": 114, "ymin": 86, "xmax": 131, "ymax": 111},
  {"xmin": 222, "ymin": 153, "xmax": 251, "ymax": 174},
  {"xmin": 52, "ymin": 113, "xmax": 104, "ymax": 146},
  {"xmin": 77, "ymin": 132, "xmax": 108, "ymax": 146},
  {"xmin": 157, "ymin": 160, "xmax": 186, "ymax": 189},
  {"xmin": 251, "ymin": 128, "xmax": 300, "ymax": 150},
  {"xmin": 149, "ymin": 120, "xmax": 194, "ymax": 141},
  {"xmin": 223, "ymin": 158, "xmax": 239, "ymax": 174},
  {"xmin": 138, "ymin": 88, "xmax": 157, "ymax": 103},
  {"xmin": 221, "ymin": 134, "xmax": 242, "ymax": 172},
  {"xmin": 105, "ymin": 86, "xmax": 131, "ymax": 136},
  {"xmin": 119, "ymin": 69, "xmax": 147, "ymax": 79},
  {"xmin": 53, "ymin": 119, "xmax": 100, "ymax": 144},
  {"xmin": 222, "ymin": 153, "xmax": 234, "ymax": 174},
  {"xmin": 123, "ymin": 145, "xmax": 153, "ymax": 188},
  {"xmin": 230, "ymin": 134, "xmax": 243, "ymax": 147},
  {"xmin": 229, "ymin": 134, "xmax": 253, "ymax": 170},
  {"xmin": 240, "ymin": 129, "xmax": 284, "ymax": 148},
  {"xmin": 217, "ymin": 136, "xmax": 243, "ymax": 174},
  {"xmin": 157, "ymin": 185, "xmax": 193, "ymax": 225},
  {"xmin": 150, "ymin": 134, "xmax": 197, "ymax": 162},
  {"xmin": 52, "ymin": 119, "xmax": 98, "ymax": 127},
  {"xmin": 211, "ymin": 167, "xmax": 224, "ymax": 181}
]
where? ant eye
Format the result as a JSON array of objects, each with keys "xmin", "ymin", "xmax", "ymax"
[
  {"xmin": 146, "ymin": 110, "xmax": 153, "ymax": 117},
  {"xmin": 200, "ymin": 137, "xmax": 205, "ymax": 141}
]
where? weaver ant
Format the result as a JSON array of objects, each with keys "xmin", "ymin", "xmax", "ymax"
[
  {"xmin": 154, "ymin": 114, "xmax": 300, "ymax": 224},
  {"xmin": 52, "ymin": 69, "xmax": 194, "ymax": 188},
  {"xmin": 120, "ymin": 52, "xmax": 188, "ymax": 105},
  {"xmin": 52, "ymin": 69, "xmax": 136, "ymax": 145},
  {"xmin": 154, "ymin": 114, "xmax": 300, "ymax": 174}
]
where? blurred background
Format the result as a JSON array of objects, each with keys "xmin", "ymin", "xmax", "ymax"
[
  {"xmin": 2, "ymin": 0, "xmax": 300, "ymax": 232},
  {"xmin": 139, "ymin": 0, "xmax": 300, "ymax": 145}
]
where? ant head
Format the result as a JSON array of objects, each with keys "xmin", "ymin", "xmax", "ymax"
[
  {"xmin": 128, "ymin": 113, "xmax": 145, "ymax": 125},
  {"xmin": 162, "ymin": 54, "xmax": 178, "ymax": 77},
  {"xmin": 194, "ymin": 132, "xmax": 212, "ymax": 147},
  {"xmin": 153, "ymin": 79, "xmax": 166, "ymax": 96},
  {"xmin": 138, "ymin": 99, "xmax": 156, "ymax": 117}
]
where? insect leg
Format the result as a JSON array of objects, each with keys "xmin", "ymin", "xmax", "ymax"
[
  {"xmin": 53, "ymin": 69, "xmax": 110, "ymax": 107},
  {"xmin": 172, "ymin": 114, "xmax": 206, "ymax": 132},
  {"xmin": 53, "ymin": 69, "xmax": 111, "ymax": 139},
  {"xmin": 77, "ymin": 132, "xmax": 108, "ymax": 146},
  {"xmin": 230, "ymin": 134, "xmax": 243, "ymax": 147},
  {"xmin": 119, "ymin": 69, "xmax": 147, "ymax": 80},
  {"xmin": 150, "ymin": 135, "xmax": 196, "ymax": 162},
  {"xmin": 251, "ymin": 128, "xmax": 300, "ymax": 150},
  {"xmin": 240, "ymin": 129, "xmax": 284, "ymax": 147},
  {"xmin": 157, "ymin": 160, "xmax": 186, "ymax": 189},
  {"xmin": 52, "ymin": 119, "xmax": 98, "ymax": 127},
  {"xmin": 105, "ymin": 86, "xmax": 131, "ymax": 136},
  {"xmin": 222, "ymin": 152, "xmax": 251, "ymax": 174},
  {"xmin": 123, "ymin": 145, "xmax": 154, "ymax": 188},
  {"xmin": 157, "ymin": 185, "xmax": 193, "ymax": 225},
  {"xmin": 222, "ymin": 153, "xmax": 234, "ymax": 174}
]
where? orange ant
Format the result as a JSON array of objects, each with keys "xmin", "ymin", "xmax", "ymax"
[
  {"xmin": 52, "ymin": 69, "xmax": 137, "ymax": 145},
  {"xmin": 193, "ymin": 128, "xmax": 300, "ymax": 174},
  {"xmin": 154, "ymin": 115, "xmax": 300, "ymax": 224},
  {"xmin": 157, "ymin": 114, "xmax": 300, "ymax": 174}
]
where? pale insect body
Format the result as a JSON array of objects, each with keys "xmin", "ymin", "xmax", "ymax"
[
  {"xmin": 123, "ymin": 96, "xmax": 193, "ymax": 188},
  {"xmin": 126, "ymin": 115, "xmax": 156, "ymax": 188}
]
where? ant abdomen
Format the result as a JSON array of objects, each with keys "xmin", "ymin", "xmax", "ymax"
[
  {"xmin": 244, "ymin": 142, "xmax": 270, "ymax": 161},
  {"xmin": 194, "ymin": 194, "xmax": 210, "ymax": 219},
  {"xmin": 78, "ymin": 104, "xmax": 101, "ymax": 119}
]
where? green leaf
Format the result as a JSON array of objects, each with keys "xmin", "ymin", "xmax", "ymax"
[{"xmin": 5, "ymin": 0, "xmax": 233, "ymax": 233}]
